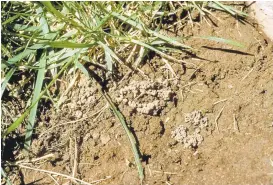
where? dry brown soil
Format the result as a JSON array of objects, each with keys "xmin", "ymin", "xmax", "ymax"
[{"xmin": 5, "ymin": 8, "xmax": 273, "ymax": 185}]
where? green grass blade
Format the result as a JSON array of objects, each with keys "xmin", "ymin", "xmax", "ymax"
[
  {"xmin": 94, "ymin": 14, "xmax": 112, "ymax": 31},
  {"xmin": 41, "ymin": 1, "xmax": 84, "ymax": 30},
  {"xmin": 131, "ymin": 39, "xmax": 189, "ymax": 64},
  {"xmin": 210, "ymin": 2, "xmax": 248, "ymax": 17},
  {"xmin": 103, "ymin": 93, "xmax": 144, "ymax": 182},
  {"xmin": 97, "ymin": 41, "xmax": 123, "ymax": 65},
  {"xmin": 150, "ymin": 30, "xmax": 192, "ymax": 49},
  {"xmin": 7, "ymin": 49, "xmax": 36, "ymax": 65},
  {"xmin": 111, "ymin": 12, "xmax": 191, "ymax": 49},
  {"xmin": 77, "ymin": 65, "xmax": 144, "ymax": 182},
  {"xmin": 105, "ymin": 49, "xmax": 113, "ymax": 74},
  {"xmin": 3, "ymin": 108, "xmax": 31, "ymax": 138},
  {"xmin": 103, "ymin": 92, "xmax": 144, "ymax": 182},
  {"xmin": 1, "ymin": 44, "xmax": 12, "ymax": 58},
  {"xmin": 1, "ymin": 68, "xmax": 16, "ymax": 98},
  {"xmin": 13, "ymin": 24, "xmax": 42, "ymax": 32},
  {"xmin": 45, "ymin": 41, "xmax": 95, "ymax": 48},
  {"xmin": 111, "ymin": 12, "xmax": 145, "ymax": 31},
  {"xmin": 3, "ymin": 59, "xmax": 73, "ymax": 137},
  {"xmin": 24, "ymin": 53, "xmax": 47, "ymax": 149},
  {"xmin": 60, "ymin": 30, "xmax": 78, "ymax": 39},
  {"xmin": 75, "ymin": 60, "xmax": 90, "ymax": 78},
  {"xmin": 196, "ymin": 36, "xmax": 245, "ymax": 48},
  {"xmin": 2, "ymin": 14, "xmax": 21, "ymax": 25},
  {"xmin": 192, "ymin": 2, "xmax": 205, "ymax": 16},
  {"xmin": 1, "ymin": 167, "xmax": 12, "ymax": 185}
]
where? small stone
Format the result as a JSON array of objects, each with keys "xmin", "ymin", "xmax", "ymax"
[
  {"xmin": 228, "ymin": 84, "xmax": 233, "ymax": 89},
  {"xmin": 122, "ymin": 98, "xmax": 128, "ymax": 103},
  {"xmin": 75, "ymin": 110, "xmax": 83, "ymax": 118},
  {"xmin": 92, "ymin": 132, "xmax": 100, "ymax": 142},
  {"xmin": 100, "ymin": 134, "xmax": 111, "ymax": 145},
  {"xmin": 83, "ymin": 133, "xmax": 91, "ymax": 142}
]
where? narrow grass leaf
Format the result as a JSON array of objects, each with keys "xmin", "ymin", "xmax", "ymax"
[
  {"xmin": 57, "ymin": 49, "xmax": 82, "ymax": 61},
  {"xmin": 4, "ymin": 109, "xmax": 31, "ymax": 137},
  {"xmin": 101, "ymin": 90, "xmax": 144, "ymax": 182},
  {"xmin": 37, "ymin": 7, "xmax": 49, "ymax": 34},
  {"xmin": 41, "ymin": 1, "xmax": 84, "ymax": 30},
  {"xmin": 111, "ymin": 12, "xmax": 191, "ymax": 49},
  {"xmin": 28, "ymin": 44, "xmax": 47, "ymax": 50},
  {"xmin": 77, "ymin": 64, "xmax": 144, "ymax": 182},
  {"xmin": 45, "ymin": 41, "xmax": 95, "ymax": 48},
  {"xmin": 94, "ymin": 14, "xmax": 112, "ymax": 31},
  {"xmin": 132, "ymin": 39, "xmax": 182, "ymax": 63},
  {"xmin": 98, "ymin": 41, "xmax": 123, "ymax": 65},
  {"xmin": 7, "ymin": 50, "xmax": 36, "ymax": 65},
  {"xmin": 2, "ymin": 14, "xmax": 20, "ymax": 25},
  {"xmin": 105, "ymin": 50, "xmax": 113, "ymax": 73},
  {"xmin": 3, "ymin": 59, "xmax": 73, "ymax": 137},
  {"xmin": 1, "ymin": 68, "xmax": 16, "ymax": 98},
  {"xmin": 76, "ymin": 60, "xmax": 90, "ymax": 78},
  {"xmin": 210, "ymin": 2, "xmax": 248, "ymax": 17},
  {"xmin": 60, "ymin": 29, "xmax": 78, "ymax": 39},
  {"xmin": 150, "ymin": 30, "xmax": 192, "ymax": 49},
  {"xmin": 1, "ymin": 44, "xmax": 12, "ymax": 58},
  {"xmin": 24, "ymin": 53, "xmax": 47, "ymax": 149},
  {"xmin": 13, "ymin": 24, "xmax": 42, "ymax": 32},
  {"xmin": 111, "ymin": 12, "xmax": 145, "ymax": 31},
  {"xmin": 197, "ymin": 36, "xmax": 245, "ymax": 48},
  {"xmin": 1, "ymin": 167, "xmax": 12, "ymax": 185}
]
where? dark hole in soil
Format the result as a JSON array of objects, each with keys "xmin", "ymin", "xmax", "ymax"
[
  {"xmin": 159, "ymin": 120, "xmax": 165, "ymax": 135},
  {"xmin": 142, "ymin": 154, "xmax": 151, "ymax": 164}
]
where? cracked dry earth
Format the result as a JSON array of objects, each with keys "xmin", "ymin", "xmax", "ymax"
[{"xmin": 6, "ymin": 11, "xmax": 273, "ymax": 185}]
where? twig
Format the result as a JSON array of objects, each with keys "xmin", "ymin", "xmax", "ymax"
[
  {"xmin": 162, "ymin": 58, "xmax": 177, "ymax": 78},
  {"xmin": 233, "ymin": 114, "xmax": 240, "ymax": 132},
  {"xmin": 89, "ymin": 176, "xmax": 111, "ymax": 184},
  {"xmin": 69, "ymin": 137, "xmax": 77, "ymax": 184},
  {"xmin": 147, "ymin": 165, "xmax": 152, "ymax": 176},
  {"xmin": 18, "ymin": 164, "xmax": 93, "ymax": 185},
  {"xmin": 151, "ymin": 170, "xmax": 178, "ymax": 175},
  {"xmin": 93, "ymin": 104, "xmax": 108, "ymax": 121},
  {"xmin": 189, "ymin": 63, "xmax": 204, "ymax": 80},
  {"xmin": 213, "ymin": 99, "xmax": 228, "ymax": 105},
  {"xmin": 241, "ymin": 67, "xmax": 254, "ymax": 81},
  {"xmin": 47, "ymin": 174, "xmax": 60, "ymax": 185},
  {"xmin": 72, "ymin": 137, "xmax": 78, "ymax": 179},
  {"xmin": 126, "ymin": 44, "xmax": 137, "ymax": 63},
  {"xmin": 180, "ymin": 89, "xmax": 184, "ymax": 102},
  {"xmin": 15, "ymin": 153, "xmax": 55, "ymax": 165},
  {"xmin": 180, "ymin": 82, "xmax": 197, "ymax": 89},
  {"xmin": 78, "ymin": 163, "xmax": 100, "ymax": 166},
  {"xmin": 270, "ymin": 158, "xmax": 273, "ymax": 167},
  {"xmin": 57, "ymin": 73, "xmax": 80, "ymax": 108},
  {"xmin": 215, "ymin": 105, "xmax": 225, "ymax": 133}
]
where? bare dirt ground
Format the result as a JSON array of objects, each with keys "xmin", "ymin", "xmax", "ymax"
[{"xmin": 3, "ymin": 8, "xmax": 273, "ymax": 185}]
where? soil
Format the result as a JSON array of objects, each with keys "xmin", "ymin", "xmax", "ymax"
[{"xmin": 2, "ymin": 6, "xmax": 273, "ymax": 185}]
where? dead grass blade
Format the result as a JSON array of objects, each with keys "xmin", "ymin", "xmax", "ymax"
[{"xmin": 18, "ymin": 164, "xmax": 94, "ymax": 185}]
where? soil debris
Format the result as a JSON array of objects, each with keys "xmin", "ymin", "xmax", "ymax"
[
  {"xmin": 115, "ymin": 79, "xmax": 175, "ymax": 115},
  {"xmin": 185, "ymin": 110, "xmax": 208, "ymax": 129},
  {"xmin": 172, "ymin": 110, "xmax": 208, "ymax": 148}
]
